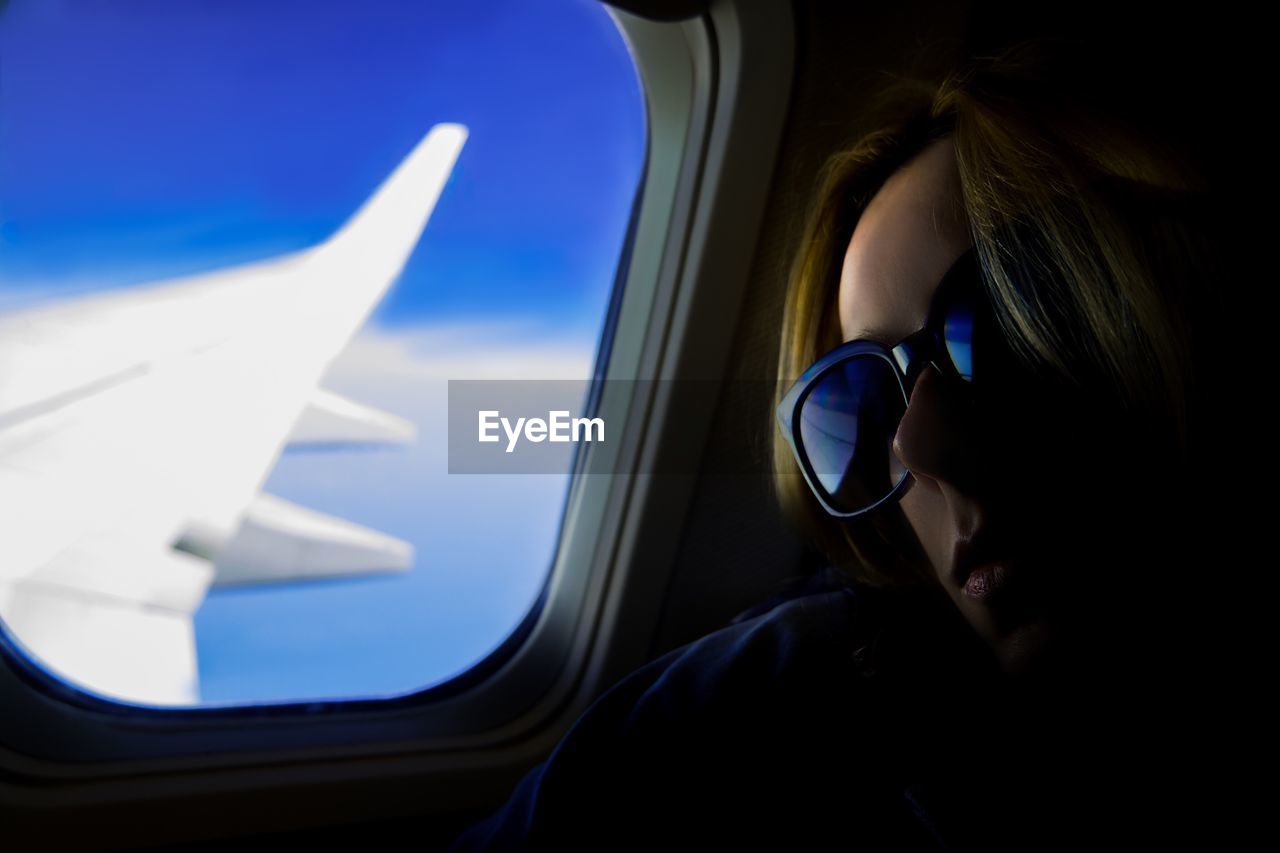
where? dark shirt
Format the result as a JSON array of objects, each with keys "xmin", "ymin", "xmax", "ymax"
[{"xmin": 445, "ymin": 567, "xmax": 1200, "ymax": 851}]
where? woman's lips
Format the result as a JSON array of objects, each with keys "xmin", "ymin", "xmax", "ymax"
[{"xmin": 962, "ymin": 560, "xmax": 1017, "ymax": 601}]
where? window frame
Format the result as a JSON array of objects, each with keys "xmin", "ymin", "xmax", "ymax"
[{"xmin": 0, "ymin": 0, "xmax": 795, "ymax": 839}]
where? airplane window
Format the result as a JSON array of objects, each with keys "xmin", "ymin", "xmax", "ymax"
[{"xmin": 0, "ymin": 0, "xmax": 645, "ymax": 707}]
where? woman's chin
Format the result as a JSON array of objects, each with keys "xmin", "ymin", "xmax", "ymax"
[{"xmin": 989, "ymin": 618, "xmax": 1054, "ymax": 679}]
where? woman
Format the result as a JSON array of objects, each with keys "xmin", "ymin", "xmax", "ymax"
[
  {"xmin": 777, "ymin": 35, "xmax": 1227, "ymax": 706},
  {"xmin": 448, "ymin": 39, "xmax": 1232, "ymax": 851},
  {"xmin": 769, "ymin": 34, "xmax": 1238, "ymax": 845}
]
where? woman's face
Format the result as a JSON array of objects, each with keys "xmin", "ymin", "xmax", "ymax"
[{"xmin": 836, "ymin": 136, "xmax": 1073, "ymax": 677}]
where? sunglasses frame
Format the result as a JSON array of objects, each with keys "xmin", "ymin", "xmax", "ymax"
[{"xmin": 775, "ymin": 246, "xmax": 982, "ymax": 519}]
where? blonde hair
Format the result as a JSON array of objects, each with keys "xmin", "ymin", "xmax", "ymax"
[{"xmin": 772, "ymin": 40, "xmax": 1217, "ymax": 589}]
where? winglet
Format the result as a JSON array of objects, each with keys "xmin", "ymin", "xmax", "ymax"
[{"xmin": 305, "ymin": 122, "xmax": 469, "ymax": 289}]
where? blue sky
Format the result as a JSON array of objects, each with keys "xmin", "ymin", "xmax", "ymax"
[{"xmin": 0, "ymin": 0, "xmax": 645, "ymax": 704}]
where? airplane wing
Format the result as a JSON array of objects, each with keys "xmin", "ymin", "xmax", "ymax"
[{"xmin": 0, "ymin": 123, "xmax": 468, "ymax": 706}]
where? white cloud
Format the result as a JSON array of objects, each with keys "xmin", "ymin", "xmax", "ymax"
[{"xmin": 322, "ymin": 318, "xmax": 598, "ymax": 390}]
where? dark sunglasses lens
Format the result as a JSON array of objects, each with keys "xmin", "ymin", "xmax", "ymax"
[
  {"xmin": 798, "ymin": 355, "xmax": 909, "ymax": 514},
  {"xmin": 943, "ymin": 293, "xmax": 975, "ymax": 381},
  {"xmin": 951, "ymin": 272, "xmax": 1025, "ymax": 395},
  {"xmin": 939, "ymin": 251, "xmax": 984, "ymax": 383}
]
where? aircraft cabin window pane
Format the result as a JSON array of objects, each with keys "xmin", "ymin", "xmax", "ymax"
[{"xmin": 0, "ymin": 0, "xmax": 645, "ymax": 707}]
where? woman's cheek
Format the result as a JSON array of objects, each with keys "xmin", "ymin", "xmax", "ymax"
[{"xmin": 898, "ymin": 481, "xmax": 950, "ymax": 585}]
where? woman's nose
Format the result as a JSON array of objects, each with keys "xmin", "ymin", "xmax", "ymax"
[{"xmin": 891, "ymin": 362, "xmax": 983, "ymax": 496}]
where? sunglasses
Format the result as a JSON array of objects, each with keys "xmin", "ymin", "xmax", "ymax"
[{"xmin": 776, "ymin": 246, "xmax": 995, "ymax": 518}]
